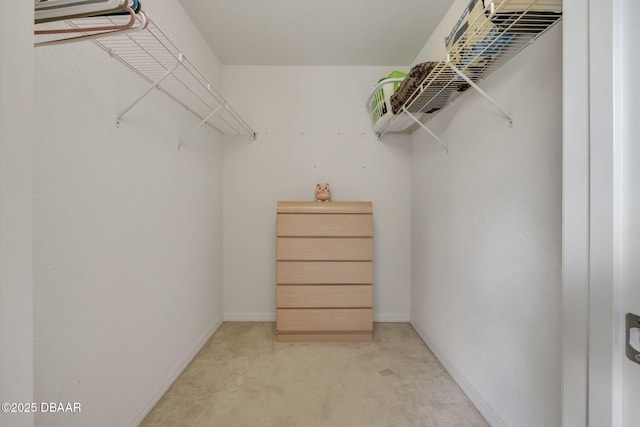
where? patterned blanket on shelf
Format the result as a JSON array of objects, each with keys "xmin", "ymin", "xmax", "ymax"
[{"xmin": 389, "ymin": 61, "xmax": 438, "ymax": 115}]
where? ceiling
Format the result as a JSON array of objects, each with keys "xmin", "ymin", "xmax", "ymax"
[{"xmin": 177, "ymin": 0, "xmax": 453, "ymax": 66}]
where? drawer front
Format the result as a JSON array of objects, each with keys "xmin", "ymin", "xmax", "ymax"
[
  {"xmin": 277, "ymin": 214, "xmax": 372, "ymax": 237},
  {"xmin": 277, "ymin": 201, "xmax": 373, "ymax": 214},
  {"xmin": 277, "ymin": 285, "xmax": 372, "ymax": 308},
  {"xmin": 277, "ymin": 308, "xmax": 372, "ymax": 332},
  {"xmin": 277, "ymin": 261, "xmax": 372, "ymax": 284},
  {"xmin": 276, "ymin": 332, "xmax": 372, "ymax": 342},
  {"xmin": 276, "ymin": 238, "xmax": 372, "ymax": 261}
]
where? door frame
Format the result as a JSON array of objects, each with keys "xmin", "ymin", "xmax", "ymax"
[{"xmin": 562, "ymin": 0, "xmax": 624, "ymax": 425}]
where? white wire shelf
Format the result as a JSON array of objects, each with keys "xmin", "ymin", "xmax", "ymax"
[
  {"xmin": 35, "ymin": 13, "xmax": 256, "ymax": 145},
  {"xmin": 368, "ymin": 0, "xmax": 562, "ymax": 144}
]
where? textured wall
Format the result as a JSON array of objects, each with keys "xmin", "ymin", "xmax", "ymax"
[
  {"xmin": 409, "ymin": 2, "xmax": 563, "ymax": 425},
  {"xmin": 33, "ymin": 2, "xmax": 225, "ymax": 425},
  {"xmin": 222, "ymin": 66, "xmax": 412, "ymax": 322},
  {"xmin": 0, "ymin": 1, "xmax": 34, "ymax": 427}
]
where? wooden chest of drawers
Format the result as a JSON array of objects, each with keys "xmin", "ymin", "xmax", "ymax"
[{"xmin": 276, "ymin": 201, "xmax": 373, "ymax": 342}]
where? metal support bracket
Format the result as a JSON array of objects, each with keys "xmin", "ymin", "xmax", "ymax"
[
  {"xmin": 446, "ymin": 56, "xmax": 513, "ymax": 127},
  {"xmin": 177, "ymin": 106, "xmax": 222, "ymax": 150},
  {"xmin": 116, "ymin": 54, "xmax": 184, "ymax": 127},
  {"xmin": 402, "ymin": 107, "xmax": 449, "ymax": 152}
]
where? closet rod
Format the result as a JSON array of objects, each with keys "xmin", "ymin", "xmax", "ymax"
[
  {"xmin": 35, "ymin": 11, "xmax": 256, "ymax": 140},
  {"xmin": 370, "ymin": 0, "xmax": 561, "ymax": 143},
  {"xmin": 99, "ymin": 20, "xmax": 256, "ymax": 138}
]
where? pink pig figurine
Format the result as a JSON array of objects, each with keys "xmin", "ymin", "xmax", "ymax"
[{"xmin": 315, "ymin": 183, "xmax": 331, "ymax": 202}]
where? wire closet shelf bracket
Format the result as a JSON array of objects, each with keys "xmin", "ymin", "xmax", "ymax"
[{"xmin": 35, "ymin": 12, "xmax": 257, "ymax": 148}]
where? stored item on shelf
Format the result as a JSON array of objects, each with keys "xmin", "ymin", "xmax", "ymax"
[
  {"xmin": 489, "ymin": 0, "xmax": 562, "ymax": 34},
  {"xmin": 369, "ymin": 71, "xmax": 419, "ymax": 133},
  {"xmin": 390, "ymin": 62, "xmax": 438, "ymax": 114},
  {"xmin": 446, "ymin": 0, "xmax": 514, "ymax": 75}
]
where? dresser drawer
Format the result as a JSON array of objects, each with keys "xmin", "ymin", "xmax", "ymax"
[
  {"xmin": 277, "ymin": 214, "xmax": 373, "ymax": 237},
  {"xmin": 276, "ymin": 308, "xmax": 373, "ymax": 332},
  {"xmin": 276, "ymin": 238, "xmax": 372, "ymax": 261},
  {"xmin": 277, "ymin": 261, "xmax": 372, "ymax": 284},
  {"xmin": 277, "ymin": 201, "xmax": 373, "ymax": 214},
  {"xmin": 277, "ymin": 285, "xmax": 372, "ymax": 308},
  {"xmin": 276, "ymin": 332, "xmax": 372, "ymax": 342}
]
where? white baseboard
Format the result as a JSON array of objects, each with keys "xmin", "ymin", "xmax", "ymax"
[
  {"xmin": 128, "ymin": 316, "xmax": 223, "ymax": 426},
  {"xmin": 410, "ymin": 321, "xmax": 506, "ymax": 427},
  {"xmin": 374, "ymin": 313, "xmax": 410, "ymax": 322},
  {"xmin": 224, "ymin": 312, "xmax": 276, "ymax": 321}
]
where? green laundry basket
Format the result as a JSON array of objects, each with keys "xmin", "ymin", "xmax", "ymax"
[{"xmin": 371, "ymin": 70, "xmax": 407, "ymax": 125}]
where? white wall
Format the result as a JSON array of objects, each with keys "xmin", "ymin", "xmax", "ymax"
[
  {"xmin": 0, "ymin": 2, "xmax": 34, "ymax": 427},
  {"xmin": 33, "ymin": 1, "xmax": 225, "ymax": 425},
  {"xmin": 409, "ymin": 1, "xmax": 562, "ymax": 425},
  {"xmin": 222, "ymin": 66, "xmax": 412, "ymax": 322}
]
